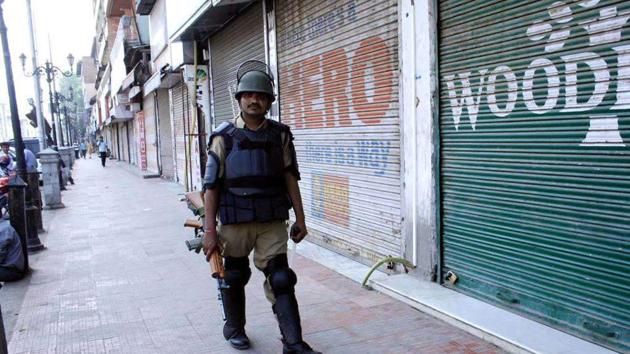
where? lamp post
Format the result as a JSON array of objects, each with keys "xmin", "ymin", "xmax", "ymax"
[
  {"xmin": 0, "ymin": 0, "xmax": 35, "ymax": 277},
  {"xmin": 25, "ymin": 0, "xmax": 45, "ymax": 151},
  {"xmin": 56, "ymin": 87, "xmax": 74, "ymax": 146},
  {"xmin": 19, "ymin": 52, "xmax": 74, "ymax": 147}
]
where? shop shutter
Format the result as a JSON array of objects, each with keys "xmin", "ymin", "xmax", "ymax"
[
  {"xmin": 130, "ymin": 120, "xmax": 138, "ymax": 166},
  {"xmin": 438, "ymin": 1, "xmax": 629, "ymax": 351},
  {"xmin": 144, "ymin": 94, "xmax": 159, "ymax": 173},
  {"xmin": 157, "ymin": 89, "xmax": 175, "ymax": 179},
  {"xmin": 126, "ymin": 122, "xmax": 133, "ymax": 163},
  {"xmin": 171, "ymin": 81, "xmax": 194, "ymax": 188},
  {"xmin": 276, "ymin": 0, "xmax": 402, "ymax": 263},
  {"xmin": 113, "ymin": 126, "xmax": 119, "ymax": 159},
  {"xmin": 121, "ymin": 123, "xmax": 127, "ymax": 162},
  {"xmin": 210, "ymin": 3, "xmax": 265, "ymax": 127}
]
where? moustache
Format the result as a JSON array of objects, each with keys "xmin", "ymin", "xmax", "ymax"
[{"xmin": 248, "ymin": 104, "xmax": 261, "ymax": 108}]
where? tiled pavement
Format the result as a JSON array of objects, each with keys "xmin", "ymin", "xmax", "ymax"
[{"xmin": 0, "ymin": 158, "xmax": 505, "ymax": 354}]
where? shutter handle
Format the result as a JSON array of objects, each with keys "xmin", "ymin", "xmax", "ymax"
[
  {"xmin": 583, "ymin": 321, "xmax": 619, "ymax": 338},
  {"xmin": 496, "ymin": 291, "xmax": 520, "ymax": 304}
]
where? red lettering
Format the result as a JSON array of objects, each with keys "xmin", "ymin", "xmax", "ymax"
[
  {"xmin": 280, "ymin": 36, "xmax": 394, "ymax": 129},
  {"xmin": 322, "ymin": 48, "xmax": 350, "ymax": 127},
  {"xmin": 351, "ymin": 37, "xmax": 394, "ymax": 125},
  {"xmin": 302, "ymin": 55, "xmax": 324, "ymax": 129},
  {"xmin": 280, "ymin": 62, "xmax": 304, "ymax": 129}
]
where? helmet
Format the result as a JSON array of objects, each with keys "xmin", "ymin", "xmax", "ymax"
[{"xmin": 234, "ymin": 60, "xmax": 275, "ymax": 102}]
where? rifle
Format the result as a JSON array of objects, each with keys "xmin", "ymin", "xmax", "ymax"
[{"xmin": 183, "ymin": 191, "xmax": 228, "ymax": 321}]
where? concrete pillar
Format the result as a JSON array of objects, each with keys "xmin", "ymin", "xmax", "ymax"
[
  {"xmin": 58, "ymin": 147, "xmax": 73, "ymax": 171},
  {"xmin": 37, "ymin": 148, "xmax": 64, "ymax": 209}
]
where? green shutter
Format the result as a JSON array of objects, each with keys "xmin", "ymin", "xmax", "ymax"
[{"xmin": 438, "ymin": 1, "xmax": 629, "ymax": 351}]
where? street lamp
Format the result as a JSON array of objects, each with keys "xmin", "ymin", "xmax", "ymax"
[
  {"xmin": 56, "ymin": 87, "xmax": 74, "ymax": 146},
  {"xmin": 19, "ymin": 52, "xmax": 74, "ymax": 147}
]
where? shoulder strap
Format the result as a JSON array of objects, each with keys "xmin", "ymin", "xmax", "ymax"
[
  {"xmin": 266, "ymin": 119, "xmax": 290, "ymax": 134},
  {"xmin": 209, "ymin": 122, "xmax": 235, "ymax": 151}
]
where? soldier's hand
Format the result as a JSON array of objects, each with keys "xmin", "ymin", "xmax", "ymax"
[
  {"xmin": 202, "ymin": 228, "xmax": 219, "ymax": 262},
  {"xmin": 290, "ymin": 220, "xmax": 308, "ymax": 244}
]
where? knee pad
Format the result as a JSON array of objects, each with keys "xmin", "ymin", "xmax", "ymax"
[
  {"xmin": 264, "ymin": 254, "xmax": 297, "ymax": 296},
  {"xmin": 224, "ymin": 256, "xmax": 251, "ymax": 287}
]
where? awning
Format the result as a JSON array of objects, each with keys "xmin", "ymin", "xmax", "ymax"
[
  {"xmin": 122, "ymin": 69, "xmax": 136, "ymax": 92},
  {"xmin": 136, "ymin": 0, "xmax": 157, "ymax": 15},
  {"xmin": 128, "ymin": 85, "xmax": 142, "ymax": 102},
  {"xmin": 108, "ymin": 94, "xmax": 135, "ymax": 124},
  {"xmin": 143, "ymin": 67, "xmax": 182, "ymax": 96},
  {"xmin": 171, "ymin": 0, "xmax": 254, "ymax": 41}
]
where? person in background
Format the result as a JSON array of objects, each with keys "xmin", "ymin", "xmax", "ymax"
[
  {"xmin": 0, "ymin": 156, "xmax": 14, "ymax": 177},
  {"xmin": 79, "ymin": 141, "xmax": 87, "ymax": 159},
  {"xmin": 0, "ymin": 142, "xmax": 15, "ymax": 173},
  {"xmin": 97, "ymin": 136, "xmax": 108, "ymax": 167},
  {"xmin": 87, "ymin": 140, "xmax": 94, "ymax": 159},
  {"xmin": 24, "ymin": 148, "xmax": 38, "ymax": 173},
  {"xmin": 0, "ymin": 219, "xmax": 26, "ymax": 282}
]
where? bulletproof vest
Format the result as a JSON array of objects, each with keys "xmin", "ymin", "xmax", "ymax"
[{"xmin": 217, "ymin": 121, "xmax": 291, "ymax": 224}]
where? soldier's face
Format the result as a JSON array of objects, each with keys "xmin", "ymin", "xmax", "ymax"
[
  {"xmin": 239, "ymin": 92, "xmax": 270, "ymax": 117},
  {"xmin": 1, "ymin": 145, "xmax": 8, "ymax": 154}
]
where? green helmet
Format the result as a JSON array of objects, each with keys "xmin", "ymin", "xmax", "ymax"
[{"xmin": 234, "ymin": 60, "xmax": 275, "ymax": 102}]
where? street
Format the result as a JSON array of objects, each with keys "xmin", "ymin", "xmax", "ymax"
[{"xmin": 1, "ymin": 159, "xmax": 504, "ymax": 353}]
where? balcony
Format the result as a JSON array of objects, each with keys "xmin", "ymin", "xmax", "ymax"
[
  {"xmin": 136, "ymin": 0, "xmax": 157, "ymax": 15},
  {"xmin": 107, "ymin": 92, "xmax": 137, "ymax": 125},
  {"xmin": 172, "ymin": 0, "xmax": 253, "ymax": 41},
  {"xmin": 106, "ymin": 0, "xmax": 134, "ymax": 16},
  {"xmin": 110, "ymin": 15, "xmax": 150, "ymax": 94}
]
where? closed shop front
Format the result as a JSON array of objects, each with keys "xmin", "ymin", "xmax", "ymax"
[
  {"xmin": 143, "ymin": 94, "xmax": 159, "ymax": 173},
  {"xmin": 276, "ymin": 0, "xmax": 402, "ymax": 263},
  {"xmin": 157, "ymin": 89, "xmax": 175, "ymax": 179},
  {"xmin": 210, "ymin": 3, "xmax": 265, "ymax": 127},
  {"xmin": 438, "ymin": 1, "xmax": 629, "ymax": 351},
  {"xmin": 120, "ymin": 122, "xmax": 129, "ymax": 162},
  {"xmin": 170, "ymin": 81, "xmax": 191, "ymax": 187},
  {"xmin": 112, "ymin": 126, "xmax": 119, "ymax": 159},
  {"xmin": 125, "ymin": 121, "xmax": 132, "ymax": 163},
  {"xmin": 136, "ymin": 111, "xmax": 148, "ymax": 170},
  {"xmin": 119, "ymin": 123, "xmax": 126, "ymax": 161},
  {"xmin": 130, "ymin": 119, "xmax": 138, "ymax": 166}
]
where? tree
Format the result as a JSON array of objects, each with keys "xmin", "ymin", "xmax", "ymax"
[{"xmin": 58, "ymin": 75, "xmax": 86, "ymax": 141}]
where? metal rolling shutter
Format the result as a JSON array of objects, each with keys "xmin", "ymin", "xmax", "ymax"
[
  {"xmin": 130, "ymin": 120, "xmax": 137, "ymax": 165},
  {"xmin": 210, "ymin": 3, "xmax": 265, "ymax": 127},
  {"xmin": 121, "ymin": 123, "xmax": 128, "ymax": 162},
  {"xmin": 276, "ymin": 0, "xmax": 402, "ymax": 263},
  {"xmin": 171, "ymin": 81, "xmax": 189, "ymax": 186},
  {"xmin": 438, "ymin": 1, "xmax": 629, "ymax": 351},
  {"xmin": 113, "ymin": 126, "xmax": 119, "ymax": 159},
  {"xmin": 144, "ymin": 94, "xmax": 159, "ymax": 173},
  {"xmin": 157, "ymin": 90, "xmax": 175, "ymax": 179}
]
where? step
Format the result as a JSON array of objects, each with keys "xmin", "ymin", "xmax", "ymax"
[{"xmin": 295, "ymin": 241, "xmax": 617, "ymax": 354}]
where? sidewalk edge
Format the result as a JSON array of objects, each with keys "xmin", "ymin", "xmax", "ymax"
[{"xmin": 294, "ymin": 242, "xmax": 615, "ymax": 354}]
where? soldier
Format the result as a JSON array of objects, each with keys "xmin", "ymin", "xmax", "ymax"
[{"xmin": 202, "ymin": 61, "xmax": 320, "ymax": 354}]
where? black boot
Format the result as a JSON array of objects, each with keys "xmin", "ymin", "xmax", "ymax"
[
  {"xmin": 274, "ymin": 294, "xmax": 321, "ymax": 354},
  {"xmin": 221, "ymin": 286, "xmax": 250, "ymax": 350}
]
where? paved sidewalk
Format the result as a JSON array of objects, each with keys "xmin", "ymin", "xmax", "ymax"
[{"xmin": 0, "ymin": 159, "xmax": 505, "ymax": 354}]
